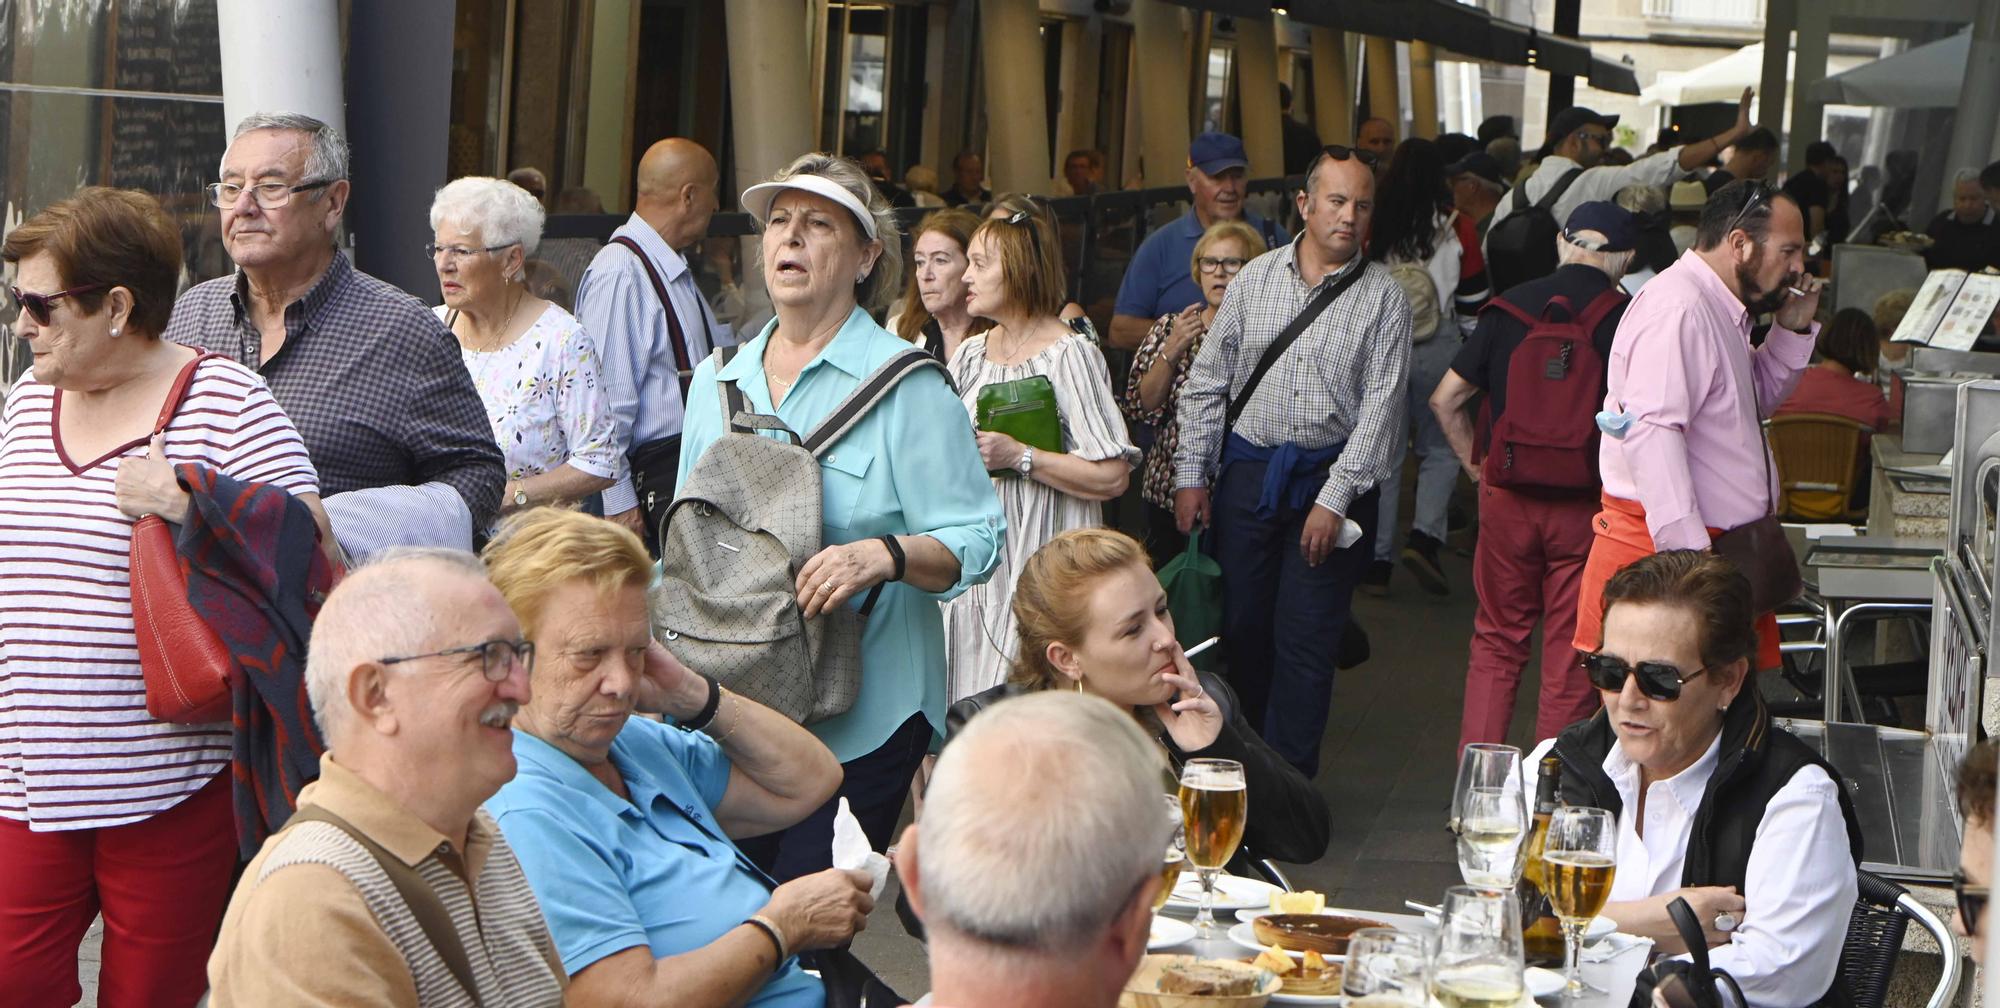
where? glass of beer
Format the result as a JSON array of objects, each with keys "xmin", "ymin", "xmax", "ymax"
[
  {"xmin": 1544, "ymin": 806, "xmax": 1618, "ymax": 998},
  {"xmin": 1432, "ymin": 886, "xmax": 1526, "ymax": 1008},
  {"xmin": 1152, "ymin": 794, "xmax": 1188, "ymax": 912},
  {"xmin": 1450, "ymin": 744, "xmax": 1526, "ymax": 890},
  {"xmin": 1343, "ymin": 927, "xmax": 1431, "ymax": 1006},
  {"xmin": 1177, "ymin": 758, "xmax": 1246, "ymax": 937}
]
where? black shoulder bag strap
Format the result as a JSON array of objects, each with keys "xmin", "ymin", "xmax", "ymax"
[
  {"xmin": 802, "ymin": 348, "xmax": 949, "ymax": 455},
  {"xmin": 286, "ymin": 805, "xmax": 482, "ymax": 1005},
  {"xmin": 1225, "ymin": 264, "xmax": 1368, "ymax": 429},
  {"xmin": 1540, "ymin": 167, "xmax": 1587, "ymax": 212},
  {"xmin": 610, "ymin": 235, "xmax": 696, "ymax": 395}
]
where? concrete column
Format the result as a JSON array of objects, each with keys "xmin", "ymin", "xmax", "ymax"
[
  {"xmin": 1235, "ymin": 16, "xmax": 1285, "ymax": 179},
  {"xmin": 1787, "ymin": 0, "xmax": 1830, "ymax": 173},
  {"xmin": 726, "ymin": 0, "xmax": 816, "ymax": 197},
  {"xmin": 343, "ymin": 0, "xmax": 452, "ymax": 296},
  {"xmin": 217, "ymin": 0, "xmax": 344, "ymax": 137},
  {"xmin": 1948, "ymin": 0, "xmax": 2000, "ymax": 210},
  {"xmin": 1365, "ymin": 35, "xmax": 1398, "ymax": 140},
  {"xmin": 1309, "ymin": 26, "xmax": 1352, "ymax": 150},
  {"xmin": 1758, "ymin": 0, "xmax": 1794, "ymax": 135},
  {"xmin": 1133, "ymin": 0, "xmax": 1192, "ymax": 189},
  {"xmin": 1408, "ymin": 40, "xmax": 1439, "ymax": 139},
  {"xmin": 980, "ymin": 0, "xmax": 1051, "ymax": 192}
]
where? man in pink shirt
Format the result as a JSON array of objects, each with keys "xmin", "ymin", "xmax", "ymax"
[{"xmin": 1575, "ymin": 181, "xmax": 1823, "ymax": 669}]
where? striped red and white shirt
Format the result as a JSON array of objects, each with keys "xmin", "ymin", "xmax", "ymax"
[{"xmin": 0, "ymin": 356, "xmax": 318, "ymax": 831}]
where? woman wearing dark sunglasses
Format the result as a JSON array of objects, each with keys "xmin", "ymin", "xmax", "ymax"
[
  {"xmin": 0, "ymin": 187, "xmax": 336, "ymax": 1005},
  {"xmin": 1525, "ymin": 550, "xmax": 1861, "ymax": 1007},
  {"xmin": 1954, "ymin": 740, "xmax": 1995, "ymax": 966}
]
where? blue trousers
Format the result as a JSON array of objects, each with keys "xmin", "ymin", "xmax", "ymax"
[{"xmin": 1211, "ymin": 461, "xmax": 1379, "ymax": 776}]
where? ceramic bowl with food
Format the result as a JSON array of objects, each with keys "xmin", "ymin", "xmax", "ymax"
[
  {"xmin": 1249, "ymin": 913, "xmax": 1388, "ymax": 956},
  {"xmin": 1121, "ymin": 954, "xmax": 1280, "ymax": 1008}
]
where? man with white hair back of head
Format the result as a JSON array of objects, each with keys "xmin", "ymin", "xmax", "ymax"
[
  {"xmin": 209, "ymin": 548, "xmax": 566, "ymax": 1007},
  {"xmin": 1924, "ymin": 168, "xmax": 2000, "ymax": 272},
  {"xmin": 895, "ymin": 691, "xmax": 1173, "ymax": 1008}
]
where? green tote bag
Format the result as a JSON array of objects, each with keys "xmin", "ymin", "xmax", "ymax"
[{"xmin": 1157, "ymin": 529, "xmax": 1223, "ymax": 673}]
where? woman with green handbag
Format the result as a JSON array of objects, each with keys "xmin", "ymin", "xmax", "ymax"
[{"xmin": 942, "ymin": 212, "xmax": 1139, "ymax": 703}]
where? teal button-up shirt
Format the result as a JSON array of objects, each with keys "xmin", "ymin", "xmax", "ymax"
[{"xmin": 676, "ymin": 307, "xmax": 1004, "ymax": 760}]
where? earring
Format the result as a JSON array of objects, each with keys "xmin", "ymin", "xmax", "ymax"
[
  {"xmin": 108, "ymin": 327, "xmax": 120, "ymax": 338},
  {"xmin": 1074, "ymin": 674, "xmax": 1084, "ymax": 694}
]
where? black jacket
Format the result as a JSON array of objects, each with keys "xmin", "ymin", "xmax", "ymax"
[{"xmin": 947, "ymin": 671, "xmax": 1332, "ymax": 866}]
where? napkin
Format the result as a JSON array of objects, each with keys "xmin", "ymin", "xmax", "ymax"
[
  {"xmin": 1337, "ymin": 518, "xmax": 1364, "ymax": 549},
  {"xmin": 831, "ymin": 797, "xmax": 890, "ymax": 900}
]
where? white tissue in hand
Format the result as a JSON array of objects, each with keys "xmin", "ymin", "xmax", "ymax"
[
  {"xmin": 830, "ymin": 797, "xmax": 890, "ymax": 900},
  {"xmin": 1337, "ymin": 518, "xmax": 1363, "ymax": 549}
]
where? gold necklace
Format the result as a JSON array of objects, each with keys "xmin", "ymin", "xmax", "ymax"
[{"xmin": 468, "ymin": 287, "xmax": 524, "ymax": 352}]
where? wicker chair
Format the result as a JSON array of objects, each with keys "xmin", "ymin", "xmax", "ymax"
[
  {"xmin": 1838, "ymin": 870, "xmax": 1962, "ymax": 1008},
  {"xmin": 1768, "ymin": 413, "xmax": 1871, "ymax": 523}
]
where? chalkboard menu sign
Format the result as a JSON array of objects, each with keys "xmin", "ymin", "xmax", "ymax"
[{"xmin": 107, "ymin": 1, "xmax": 224, "ymax": 195}]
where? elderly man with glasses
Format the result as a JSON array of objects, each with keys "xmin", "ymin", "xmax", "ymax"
[
  {"xmin": 208, "ymin": 548, "xmax": 566, "ymax": 1006},
  {"xmin": 167, "ymin": 112, "xmax": 505, "ymax": 555}
]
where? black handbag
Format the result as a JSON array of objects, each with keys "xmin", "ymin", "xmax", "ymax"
[
  {"xmin": 1628, "ymin": 897, "xmax": 1745, "ymax": 1008},
  {"xmin": 812, "ymin": 945, "xmax": 908, "ymax": 1008}
]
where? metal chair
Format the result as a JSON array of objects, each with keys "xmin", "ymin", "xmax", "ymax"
[
  {"xmin": 1838, "ymin": 870, "xmax": 1962, "ymax": 1008},
  {"xmin": 1768, "ymin": 413, "xmax": 1871, "ymax": 523}
]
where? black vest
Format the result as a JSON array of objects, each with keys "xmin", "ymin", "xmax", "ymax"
[{"xmin": 1553, "ymin": 692, "xmax": 1861, "ymax": 1006}]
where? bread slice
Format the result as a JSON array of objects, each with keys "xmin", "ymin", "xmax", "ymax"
[{"xmin": 1158, "ymin": 961, "xmax": 1259, "ymax": 997}]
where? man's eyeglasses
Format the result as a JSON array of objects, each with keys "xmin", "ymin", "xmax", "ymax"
[
  {"xmin": 206, "ymin": 179, "xmax": 334, "ymax": 211},
  {"xmin": 1573, "ymin": 130, "xmax": 1612, "ymax": 147},
  {"xmin": 1318, "ymin": 145, "xmax": 1380, "ymax": 169},
  {"xmin": 1956, "ymin": 869, "xmax": 1989, "ymax": 937},
  {"xmin": 426, "ymin": 242, "xmax": 520, "ymax": 263},
  {"xmin": 1579, "ymin": 651, "xmax": 1710, "ymax": 702},
  {"xmin": 8, "ymin": 283, "xmax": 106, "ymax": 326},
  {"xmin": 1197, "ymin": 256, "xmax": 1247, "ymax": 275},
  {"xmin": 379, "ymin": 637, "xmax": 535, "ymax": 682}
]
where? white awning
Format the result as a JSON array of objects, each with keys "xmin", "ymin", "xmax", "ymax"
[
  {"xmin": 1808, "ymin": 30, "xmax": 1969, "ymax": 108},
  {"xmin": 1640, "ymin": 43, "xmax": 1782, "ymax": 107}
]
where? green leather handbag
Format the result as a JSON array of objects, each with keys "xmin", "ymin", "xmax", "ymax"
[{"xmin": 974, "ymin": 375, "xmax": 1063, "ymax": 476}]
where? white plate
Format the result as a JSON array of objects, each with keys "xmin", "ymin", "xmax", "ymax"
[
  {"xmin": 1524, "ymin": 966, "xmax": 1564, "ymax": 998},
  {"xmin": 1268, "ymin": 990, "xmax": 1346, "ymax": 1005},
  {"xmin": 1583, "ymin": 916, "xmax": 1617, "ymax": 943},
  {"xmin": 1226, "ymin": 921, "xmax": 1348, "ymax": 962},
  {"xmin": 1164, "ymin": 873, "xmax": 1285, "ymax": 912},
  {"xmin": 1148, "ymin": 915, "xmax": 1197, "ymax": 950}
]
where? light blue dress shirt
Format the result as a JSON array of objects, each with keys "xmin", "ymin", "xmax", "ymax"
[
  {"xmin": 486, "ymin": 719, "xmax": 824, "ymax": 1008},
  {"xmin": 675, "ymin": 307, "xmax": 1004, "ymax": 761},
  {"xmin": 575, "ymin": 214, "xmax": 735, "ymax": 514}
]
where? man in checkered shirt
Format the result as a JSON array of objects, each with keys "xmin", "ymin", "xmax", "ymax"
[
  {"xmin": 1171, "ymin": 148, "xmax": 1412, "ymax": 777},
  {"xmin": 168, "ymin": 112, "xmax": 503, "ymax": 554}
]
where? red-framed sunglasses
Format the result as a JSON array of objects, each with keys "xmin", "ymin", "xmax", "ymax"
[{"xmin": 9, "ymin": 283, "xmax": 106, "ymax": 326}]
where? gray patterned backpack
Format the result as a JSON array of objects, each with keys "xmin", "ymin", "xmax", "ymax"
[{"xmin": 650, "ymin": 345, "xmax": 945, "ymax": 724}]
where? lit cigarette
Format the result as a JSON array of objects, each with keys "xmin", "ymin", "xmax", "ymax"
[
  {"xmin": 1787, "ymin": 285, "xmax": 1809, "ymax": 297},
  {"xmin": 1184, "ymin": 636, "xmax": 1220, "ymax": 659}
]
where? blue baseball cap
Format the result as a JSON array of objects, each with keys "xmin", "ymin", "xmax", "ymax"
[
  {"xmin": 1188, "ymin": 132, "xmax": 1249, "ymax": 176},
  {"xmin": 1562, "ymin": 201, "xmax": 1640, "ymax": 253}
]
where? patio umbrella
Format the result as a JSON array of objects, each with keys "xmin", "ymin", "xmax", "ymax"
[
  {"xmin": 1808, "ymin": 30, "xmax": 1969, "ymax": 108},
  {"xmin": 1640, "ymin": 42, "xmax": 1782, "ymax": 107}
]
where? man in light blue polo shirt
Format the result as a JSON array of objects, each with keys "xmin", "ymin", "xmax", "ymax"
[
  {"xmin": 483, "ymin": 509, "xmax": 876, "ymax": 1007},
  {"xmin": 1108, "ymin": 132, "xmax": 1287, "ymax": 350}
]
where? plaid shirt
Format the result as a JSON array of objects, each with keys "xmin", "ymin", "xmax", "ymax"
[
  {"xmin": 166, "ymin": 253, "xmax": 505, "ymax": 528},
  {"xmin": 1171, "ymin": 239, "xmax": 1412, "ymax": 515}
]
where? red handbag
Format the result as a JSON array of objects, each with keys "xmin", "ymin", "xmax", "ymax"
[{"xmin": 130, "ymin": 353, "xmax": 234, "ymax": 724}]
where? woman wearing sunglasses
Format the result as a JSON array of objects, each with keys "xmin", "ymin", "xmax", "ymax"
[
  {"xmin": 0, "ymin": 187, "xmax": 334, "ymax": 1006},
  {"xmin": 1525, "ymin": 550, "xmax": 1861, "ymax": 1007}
]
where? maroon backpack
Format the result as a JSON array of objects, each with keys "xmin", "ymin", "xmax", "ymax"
[{"xmin": 1480, "ymin": 286, "xmax": 1627, "ymax": 492}]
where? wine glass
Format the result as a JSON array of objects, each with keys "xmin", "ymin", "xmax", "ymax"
[
  {"xmin": 1451, "ymin": 743, "xmax": 1526, "ymax": 890},
  {"xmin": 1544, "ymin": 806, "xmax": 1618, "ymax": 998},
  {"xmin": 1152, "ymin": 794, "xmax": 1187, "ymax": 913},
  {"xmin": 1432, "ymin": 886, "xmax": 1527, "ymax": 1008},
  {"xmin": 1343, "ymin": 927, "xmax": 1431, "ymax": 1007},
  {"xmin": 1177, "ymin": 758, "xmax": 1246, "ymax": 937}
]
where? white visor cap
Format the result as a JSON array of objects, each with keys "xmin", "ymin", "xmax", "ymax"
[{"xmin": 740, "ymin": 172, "xmax": 879, "ymax": 242}]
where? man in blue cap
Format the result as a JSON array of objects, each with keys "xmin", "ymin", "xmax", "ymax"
[
  {"xmin": 1109, "ymin": 132, "xmax": 1286, "ymax": 350},
  {"xmin": 1428, "ymin": 200, "xmax": 1640, "ymax": 753}
]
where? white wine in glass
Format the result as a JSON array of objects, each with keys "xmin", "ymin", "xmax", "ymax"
[
  {"xmin": 1545, "ymin": 807, "xmax": 1618, "ymax": 998},
  {"xmin": 1450, "ymin": 744, "xmax": 1525, "ymax": 889},
  {"xmin": 1177, "ymin": 758, "xmax": 1246, "ymax": 937}
]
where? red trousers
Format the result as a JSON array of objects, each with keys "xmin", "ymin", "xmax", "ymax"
[
  {"xmin": 0, "ymin": 770, "xmax": 236, "ymax": 1008},
  {"xmin": 1458, "ymin": 483, "xmax": 1603, "ymax": 751},
  {"xmin": 1573, "ymin": 493, "xmax": 1782, "ymax": 670}
]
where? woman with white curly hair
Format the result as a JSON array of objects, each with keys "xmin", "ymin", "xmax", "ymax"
[{"xmin": 430, "ymin": 176, "xmax": 622, "ymax": 521}]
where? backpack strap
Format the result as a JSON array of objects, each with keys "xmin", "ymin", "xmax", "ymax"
[
  {"xmin": 1538, "ymin": 295, "xmax": 1578, "ymax": 325},
  {"xmin": 1482, "ymin": 297, "xmax": 1539, "ymax": 329},
  {"xmin": 1574, "ymin": 285, "xmax": 1630, "ymax": 335},
  {"xmin": 802, "ymin": 348, "xmax": 947, "ymax": 456},
  {"xmin": 1538, "ymin": 167, "xmax": 1587, "ymax": 212},
  {"xmin": 285, "ymin": 805, "xmax": 480, "ymax": 1004},
  {"xmin": 1509, "ymin": 179, "xmax": 1533, "ymax": 214}
]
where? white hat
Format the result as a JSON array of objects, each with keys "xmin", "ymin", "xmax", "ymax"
[
  {"xmin": 1670, "ymin": 179, "xmax": 1708, "ymax": 212},
  {"xmin": 740, "ymin": 172, "xmax": 878, "ymax": 241}
]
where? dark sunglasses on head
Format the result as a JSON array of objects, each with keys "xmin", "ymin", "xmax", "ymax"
[
  {"xmin": 1723, "ymin": 183, "xmax": 1774, "ymax": 239},
  {"xmin": 1579, "ymin": 651, "xmax": 1709, "ymax": 702},
  {"xmin": 1319, "ymin": 144, "xmax": 1380, "ymax": 169},
  {"xmin": 9, "ymin": 283, "xmax": 107, "ymax": 326},
  {"xmin": 1956, "ymin": 869, "xmax": 1989, "ymax": 937}
]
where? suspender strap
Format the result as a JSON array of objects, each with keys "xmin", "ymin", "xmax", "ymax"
[
  {"xmin": 1225, "ymin": 265, "xmax": 1367, "ymax": 429},
  {"xmin": 285, "ymin": 805, "xmax": 481, "ymax": 1004},
  {"xmin": 610, "ymin": 236, "xmax": 697, "ymax": 394}
]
